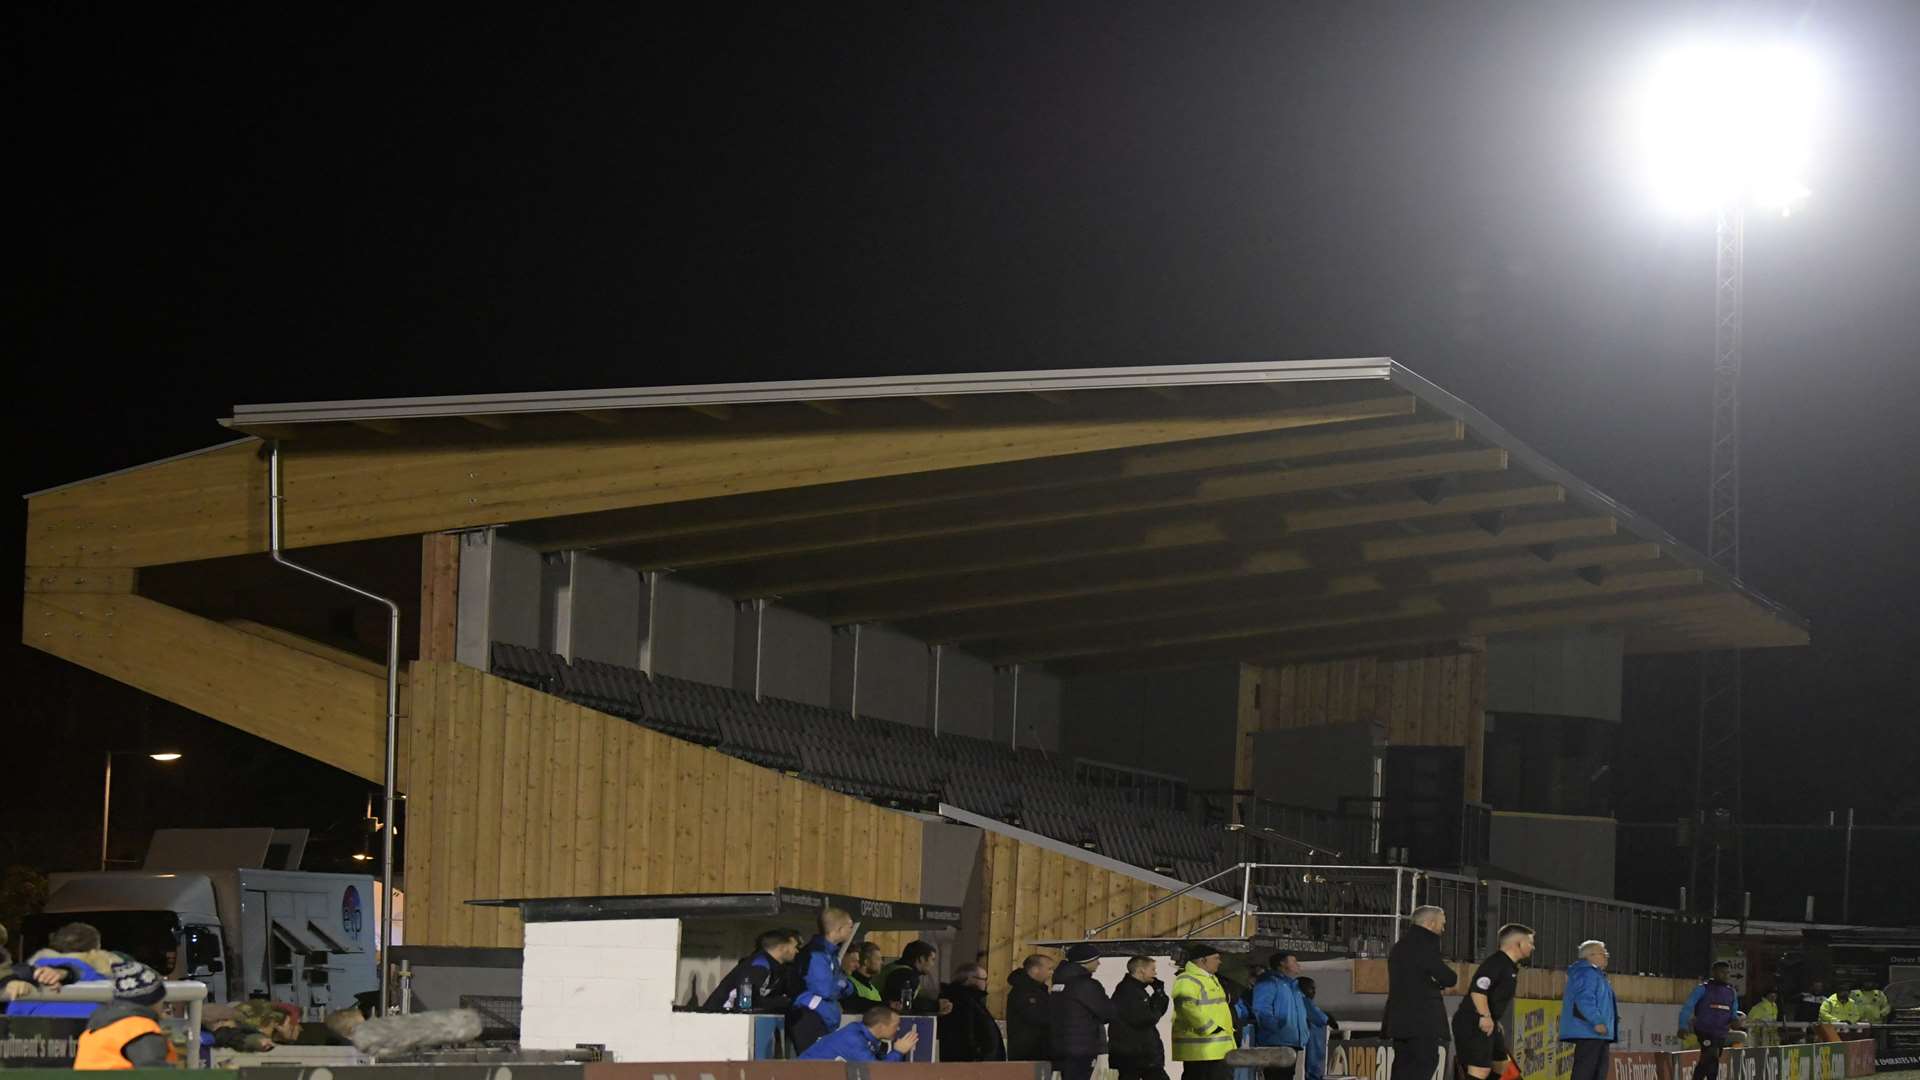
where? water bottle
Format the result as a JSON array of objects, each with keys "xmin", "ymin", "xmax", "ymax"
[{"xmin": 738, "ymin": 973, "xmax": 754, "ymax": 1013}]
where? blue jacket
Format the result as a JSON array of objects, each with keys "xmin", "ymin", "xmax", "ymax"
[
  {"xmin": 1679, "ymin": 980, "xmax": 1740, "ymax": 1039},
  {"xmin": 5, "ymin": 955, "xmax": 106, "ymax": 1018},
  {"xmin": 795, "ymin": 1021, "xmax": 904, "ymax": 1062},
  {"xmin": 1560, "ymin": 960, "xmax": 1618, "ymax": 1042},
  {"xmin": 1250, "ymin": 972, "xmax": 1310, "ymax": 1048},
  {"xmin": 789, "ymin": 936, "xmax": 851, "ymax": 1030},
  {"xmin": 1303, "ymin": 997, "xmax": 1331, "ymax": 1080}
]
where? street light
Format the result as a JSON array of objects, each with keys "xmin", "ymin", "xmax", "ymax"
[{"xmin": 102, "ymin": 749, "xmax": 184, "ymax": 870}]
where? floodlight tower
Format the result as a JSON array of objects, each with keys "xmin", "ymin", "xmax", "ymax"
[{"xmin": 1632, "ymin": 41, "xmax": 1815, "ymax": 918}]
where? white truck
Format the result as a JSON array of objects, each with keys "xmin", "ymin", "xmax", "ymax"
[{"xmin": 20, "ymin": 828, "xmax": 380, "ymax": 1016}]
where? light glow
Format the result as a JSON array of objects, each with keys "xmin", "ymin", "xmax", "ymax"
[
  {"xmin": 148, "ymin": 752, "xmax": 183, "ymax": 762},
  {"xmin": 1630, "ymin": 40, "xmax": 1819, "ymax": 215}
]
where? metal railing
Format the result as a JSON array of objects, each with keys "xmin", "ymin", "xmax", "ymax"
[{"xmin": 11, "ymin": 980, "xmax": 209, "ymax": 1069}]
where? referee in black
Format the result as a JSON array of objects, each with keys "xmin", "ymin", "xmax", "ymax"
[{"xmin": 1452, "ymin": 923, "xmax": 1535, "ymax": 1080}]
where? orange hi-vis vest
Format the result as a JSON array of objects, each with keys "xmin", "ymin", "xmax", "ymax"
[{"xmin": 72, "ymin": 1014, "xmax": 180, "ymax": 1071}]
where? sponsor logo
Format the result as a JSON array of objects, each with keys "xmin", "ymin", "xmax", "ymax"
[
  {"xmin": 781, "ymin": 892, "xmax": 824, "ymax": 908},
  {"xmin": 859, "ymin": 900, "xmax": 895, "ymax": 919},
  {"xmin": 921, "ymin": 908, "xmax": 961, "ymax": 922}
]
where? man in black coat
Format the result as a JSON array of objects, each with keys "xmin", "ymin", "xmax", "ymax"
[
  {"xmin": 1006, "ymin": 953, "xmax": 1057, "ymax": 1061},
  {"xmin": 1049, "ymin": 944, "xmax": 1118, "ymax": 1080},
  {"xmin": 937, "ymin": 963, "xmax": 1007, "ymax": 1061},
  {"xmin": 1386, "ymin": 906, "xmax": 1459, "ymax": 1080},
  {"xmin": 1109, "ymin": 955, "xmax": 1172, "ymax": 1080},
  {"xmin": 700, "ymin": 928, "xmax": 801, "ymax": 1012}
]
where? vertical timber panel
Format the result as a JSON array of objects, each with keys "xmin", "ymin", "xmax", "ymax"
[
  {"xmin": 471, "ymin": 673, "xmax": 506, "ymax": 945},
  {"xmin": 1465, "ymin": 648, "xmax": 1487, "ymax": 802},
  {"xmin": 572, "ymin": 710, "xmax": 604, "ymax": 897},
  {"xmin": 403, "ymin": 661, "xmax": 438, "ymax": 945},
  {"xmin": 443, "ymin": 664, "xmax": 480, "ymax": 946},
  {"xmin": 523, "ymin": 690, "xmax": 553, "ymax": 900},
  {"xmin": 597, "ymin": 717, "xmax": 625, "ymax": 894},
  {"xmin": 417, "ymin": 534, "xmax": 460, "ymax": 662}
]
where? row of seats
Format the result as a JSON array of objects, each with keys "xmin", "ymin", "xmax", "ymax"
[{"xmin": 490, "ymin": 642, "xmax": 1265, "ymax": 886}]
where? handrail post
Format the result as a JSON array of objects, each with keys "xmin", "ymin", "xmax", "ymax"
[{"xmin": 1240, "ymin": 862, "xmax": 1254, "ymax": 938}]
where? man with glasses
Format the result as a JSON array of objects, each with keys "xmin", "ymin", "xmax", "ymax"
[{"xmin": 937, "ymin": 962, "xmax": 1006, "ymax": 1061}]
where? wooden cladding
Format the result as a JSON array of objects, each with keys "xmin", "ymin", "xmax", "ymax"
[
  {"xmin": 418, "ymin": 534, "xmax": 460, "ymax": 662},
  {"xmin": 405, "ymin": 661, "xmax": 924, "ymax": 948},
  {"xmin": 977, "ymin": 830, "xmax": 1234, "ymax": 1021},
  {"xmin": 1237, "ymin": 651, "xmax": 1488, "ymax": 800}
]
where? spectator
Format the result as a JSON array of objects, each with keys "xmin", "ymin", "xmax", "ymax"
[
  {"xmin": 937, "ymin": 962, "xmax": 1005, "ymax": 1061},
  {"xmin": 1818, "ymin": 982, "xmax": 1857, "ymax": 1028},
  {"xmin": 1453, "ymin": 922, "xmax": 1534, "ymax": 1080},
  {"xmin": 1746, "ymin": 989, "xmax": 1779, "ymax": 1025},
  {"xmin": 1109, "ymin": 955, "xmax": 1170, "ymax": 1080},
  {"xmin": 1, "ymin": 922, "xmax": 70, "ymax": 1002},
  {"xmin": 879, "ymin": 941, "xmax": 952, "ymax": 1015},
  {"xmin": 1049, "ymin": 943, "xmax": 1116, "ymax": 1080},
  {"xmin": 6, "ymin": 922, "xmax": 114, "ymax": 1018},
  {"xmin": 795, "ymin": 1004, "xmax": 922, "ymax": 1062},
  {"xmin": 1853, "ymin": 984, "xmax": 1888, "ymax": 1024},
  {"xmin": 74, "ymin": 960, "xmax": 177, "ymax": 1070},
  {"xmin": 1171, "ymin": 943, "xmax": 1235, "ymax": 1080},
  {"xmin": 1300, "ymin": 976, "xmax": 1337, "ymax": 1080},
  {"xmin": 1251, "ymin": 950, "xmax": 1311, "ymax": 1078},
  {"xmin": 1680, "ymin": 961, "xmax": 1744, "ymax": 1080},
  {"xmin": 1386, "ymin": 905, "xmax": 1458, "ymax": 1080},
  {"xmin": 1006, "ymin": 953, "xmax": 1056, "ymax": 1061},
  {"xmin": 1560, "ymin": 940, "xmax": 1619, "ymax": 1080},
  {"xmin": 842, "ymin": 941, "xmax": 883, "ymax": 1008},
  {"xmin": 1798, "ymin": 980, "xmax": 1827, "ymax": 1025},
  {"xmin": 702, "ymin": 928, "xmax": 800, "ymax": 1012},
  {"xmin": 784, "ymin": 906, "xmax": 856, "ymax": 1054}
]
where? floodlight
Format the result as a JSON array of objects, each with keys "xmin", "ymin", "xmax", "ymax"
[{"xmin": 1629, "ymin": 40, "xmax": 1818, "ymax": 214}]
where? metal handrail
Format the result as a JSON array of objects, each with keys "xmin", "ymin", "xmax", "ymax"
[
  {"xmin": 11, "ymin": 980, "xmax": 208, "ymax": 1069},
  {"xmin": 1085, "ymin": 862, "xmax": 1245, "ymax": 939}
]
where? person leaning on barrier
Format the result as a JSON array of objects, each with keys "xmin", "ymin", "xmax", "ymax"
[
  {"xmin": 842, "ymin": 941, "xmax": 884, "ymax": 1008},
  {"xmin": 1680, "ymin": 961, "xmax": 1744, "ymax": 1080},
  {"xmin": 1385, "ymin": 905, "xmax": 1459, "ymax": 1080},
  {"xmin": 1560, "ymin": 940, "xmax": 1620, "ymax": 1080},
  {"xmin": 73, "ymin": 960, "xmax": 179, "ymax": 1070},
  {"xmin": 703, "ymin": 928, "xmax": 801, "ymax": 1013},
  {"xmin": 1746, "ymin": 989, "xmax": 1779, "ymax": 1024},
  {"xmin": 5, "ymin": 922, "xmax": 113, "ymax": 1018},
  {"xmin": 795, "ymin": 1003, "xmax": 922, "ymax": 1062},
  {"xmin": 879, "ymin": 940, "xmax": 953, "ymax": 1016}
]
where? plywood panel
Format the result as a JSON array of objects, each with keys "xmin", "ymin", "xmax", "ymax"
[
  {"xmin": 722, "ymin": 758, "xmax": 755, "ymax": 891},
  {"xmin": 471, "ymin": 673, "xmax": 506, "ymax": 945},
  {"xmin": 748, "ymin": 764, "xmax": 781, "ymax": 891},
  {"xmin": 402, "ymin": 660, "xmax": 439, "ymax": 945},
  {"xmin": 524, "ymin": 691, "xmax": 554, "ymax": 898},
  {"xmin": 646, "ymin": 728, "xmax": 680, "ymax": 892},
  {"xmin": 443, "ymin": 665, "xmax": 480, "ymax": 946},
  {"xmin": 597, "ymin": 718, "xmax": 626, "ymax": 894},
  {"xmin": 418, "ymin": 533, "xmax": 460, "ymax": 662},
  {"xmin": 675, "ymin": 741, "xmax": 709, "ymax": 892}
]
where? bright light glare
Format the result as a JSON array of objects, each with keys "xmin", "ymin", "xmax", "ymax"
[
  {"xmin": 148, "ymin": 751, "xmax": 183, "ymax": 762},
  {"xmin": 1631, "ymin": 41, "xmax": 1818, "ymax": 214}
]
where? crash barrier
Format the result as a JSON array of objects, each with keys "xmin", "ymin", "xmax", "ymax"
[{"xmin": 0, "ymin": 979, "xmax": 208, "ymax": 1070}]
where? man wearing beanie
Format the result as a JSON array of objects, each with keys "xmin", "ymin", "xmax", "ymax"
[
  {"xmin": 73, "ymin": 960, "xmax": 179, "ymax": 1070},
  {"xmin": 1048, "ymin": 943, "xmax": 1116, "ymax": 1080},
  {"xmin": 1172, "ymin": 944, "xmax": 1237, "ymax": 1079}
]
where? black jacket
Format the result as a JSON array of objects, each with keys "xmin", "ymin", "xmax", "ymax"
[
  {"xmin": 1108, "ymin": 976, "xmax": 1170, "ymax": 1067},
  {"xmin": 700, "ymin": 951, "xmax": 793, "ymax": 1013},
  {"xmin": 1384, "ymin": 923, "xmax": 1458, "ymax": 1039},
  {"xmin": 1048, "ymin": 960, "xmax": 1116, "ymax": 1059},
  {"xmin": 1007, "ymin": 968, "xmax": 1052, "ymax": 1061},
  {"xmin": 938, "ymin": 980, "xmax": 1007, "ymax": 1061}
]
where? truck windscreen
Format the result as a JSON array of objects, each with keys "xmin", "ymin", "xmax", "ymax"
[{"xmin": 20, "ymin": 910, "xmax": 182, "ymax": 976}]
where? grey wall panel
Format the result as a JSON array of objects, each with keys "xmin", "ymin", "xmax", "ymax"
[
  {"xmin": 853, "ymin": 622, "xmax": 930, "ymax": 727},
  {"xmin": 1486, "ymin": 628, "xmax": 1624, "ymax": 723},
  {"xmin": 644, "ymin": 573, "xmax": 736, "ymax": 687},
  {"xmin": 1488, "ymin": 812, "xmax": 1617, "ymax": 898},
  {"xmin": 993, "ymin": 666, "xmax": 1064, "ymax": 753},
  {"xmin": 1059, "ymin": 663, "xmax": 1240, "ymax": 790},
  {"xmin": 563, "ymin": 552, "xmax": 642, "ymax": 667},
  {"xmin": 1253, "ymin": 724, "xmax": 1375, "ymax": 814},
  {"xmin": 933, "ymin": 647, "xmax": 995, "ymax": 740},
  {"xmin": 759, "ymin": 604, "xmax": 833, "ymax": 707},
  {"xmin": 455, "ymin": 530, "xmax": 543, "ymax": 668}
]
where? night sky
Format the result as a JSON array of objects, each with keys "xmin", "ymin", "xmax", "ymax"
[{"xmin": 7, "ymin": 3, "xmax": 1917, "ymax": 923}]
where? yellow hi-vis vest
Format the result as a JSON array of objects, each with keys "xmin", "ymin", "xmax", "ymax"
[
  {"xmin": 1172, "ymin": 962, "xmax": 1236, "ymax": 1062},
  {"xmin": 1819, "ymin": 993, "xmax": 1859, "ymax": 1023}
]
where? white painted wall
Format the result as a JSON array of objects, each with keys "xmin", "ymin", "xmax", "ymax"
[{"xmin": 519, "ymin": 917, "xmax": 753, "ymax": 1062}]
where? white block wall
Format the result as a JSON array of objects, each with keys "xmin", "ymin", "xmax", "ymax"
[{"xmin": 519, "ymin": 917, "xmax": 752, "ymax": 1062}]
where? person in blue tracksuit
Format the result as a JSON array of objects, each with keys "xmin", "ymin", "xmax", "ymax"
[
  {"xmin": 784, "ymin": 907, "xmax": 856, "ymax": 1054},
  {"xmin": 796, "ymin": 1005, "xmax": 922, "ymax": 1061},
  {"xmin": 1560, "ymin": 941, "xmax": 1620, "ymax": 1080},
  {"xmin": 1250, "ymin": 951, "xmax": 1310, "ymax": 1080},
  {"xmin": 5, "ymin": 923, "xmax": 109, "ymax": 1019},
  {"xmin": 1678, "ymin": 962, "xmax": 1743, "ymax": 1080},
  {"xmin": 1299, "ymin": 976, "xmax": 1337, "ymax": 1080}
]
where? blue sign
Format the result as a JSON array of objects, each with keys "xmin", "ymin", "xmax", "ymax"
[{"xmin": 341, "ymin": 885, "xmax": 363, "ymax": 936}]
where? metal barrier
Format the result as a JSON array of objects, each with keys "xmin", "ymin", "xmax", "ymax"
[{"xmin": 8, "ymin": 979, "xmax": 209, "ymax": 1069}]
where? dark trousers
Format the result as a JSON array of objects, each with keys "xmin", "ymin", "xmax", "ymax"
[
  {"xmin": 1052, "ymin": 1058, "xmax": 1095, "ymax": 1080},
  {"xmin": 1691, "ymin": 1036, "xmax": 1727, "ymax": 1080},
  {"xmin": 1391, "ymin": 1036, "xmax": 1443, "ymax": 1080},
  {"xmin": 1264, "ymin": 1049, "xmax": 1304, "ymax": 1080},
  {"xmin": 1570, "ymin": 1040, "xmax": 1611, "ymax": 1080},
  {"xmin": 1117, "ymin": 1069, "xmax": 1171, "ymax": 1080},
  {"xmin": 786, "ymin": 1010, "xmax": 828, "ymax": 1054},
  {"xmin": 1179, "ymin": 1062, "xmax": 1232, "ymax": 1080}
]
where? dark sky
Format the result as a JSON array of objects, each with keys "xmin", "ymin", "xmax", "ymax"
[{"xmin": 7, "ymin": 3, "xmax": 1917, "ymax": 921}]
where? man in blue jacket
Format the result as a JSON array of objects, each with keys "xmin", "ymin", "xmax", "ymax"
[
  {"xmin": 1250, "ymin": 950, "xmax": 1310, "ymax": 1079},
  {"xmin": 1560, "ymin": 940, "xmax": 1620, "ymax": 1080},
  {"xmin": 796, "ymin": 1005, "xmax": 922, "ymax": 1061},
  {"xmin": 784, "ymin": 907, "xmax": 856, "ymax": 1054},
  {"xmin": 1299, "ymin": 976, "xmax": 1338, "ymax": 1080},
  {"xmin": 1678, "ymin": 962, "xmax": 1743, "ymax": 1080}
]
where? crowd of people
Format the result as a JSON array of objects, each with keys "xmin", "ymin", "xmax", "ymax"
[{"xmin": 2, "ymin": 918, "xmax": 384, "ymax": 1069}]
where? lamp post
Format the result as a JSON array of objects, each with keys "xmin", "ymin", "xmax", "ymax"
[{"xmin": 102, "ymin": 749, "xmax": 183, "ymax": 870}]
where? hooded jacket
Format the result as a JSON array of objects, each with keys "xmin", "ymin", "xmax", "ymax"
[
  {"xmin": 1006, "ymin": 967, "xmax": 1052, "ymax": 1060},
  {"xmin": 938, "ymin": 978, "xmax": 1006, "ymax": 1061},
  {"xmin": 1384, "ymin": 923, "xmax": 1457, "ymax": 1039},
  {"xmin": 1252, "ymin": 970, "xmax": 1311, "ymax": 1047},
  {"xmin": 1108, "ymin": 975, "xmax": 1170, "ymax": 1067},
  {"xmin": 1560, "ymin": 959, "xmax": 1619, "ymax": 1042},
  {"xmin": 5, "ymin": 949, "xmax": 115, "ymax": 1018},
  {"xmin": 787, "ymin": 935, "xmax": 851, "ymax": 1031},
  {"xmin": 1048, "ymin": 959, "xmax": 1116, "ymax": 1059}
]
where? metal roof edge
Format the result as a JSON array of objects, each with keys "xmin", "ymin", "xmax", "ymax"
[
  {"xmin": 1384, "ymin": 362, "xmax": 1809, "ymax": 635},
  {"xmin": 22, "ymin": 437, "xmax": 260, "ymax": 500},
  {"xmin": 225, "ymin": 358, "xmax": 1395, "ymax": 426}
]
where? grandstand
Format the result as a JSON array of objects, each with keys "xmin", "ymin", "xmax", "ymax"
[{"xmin": 22, "ymin": 359, "xmax": 1807, "ymax": 1008}]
